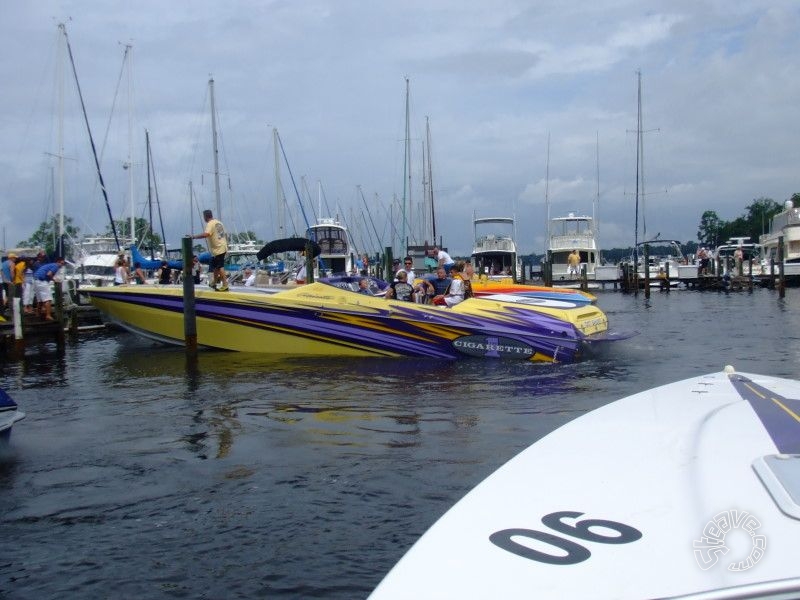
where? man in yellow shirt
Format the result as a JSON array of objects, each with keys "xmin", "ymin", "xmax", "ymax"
[
  {"xmin": 567, "ymin": 249, "xmax": 581, "ymax": 279},
  {"xmin": 192, "ymin": 209, "xmax": 229, "ymax": 291}
]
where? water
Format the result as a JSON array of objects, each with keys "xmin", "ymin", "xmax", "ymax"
[{"xmin": 1, "ymin": 288, "xmax": 798, "ymax": 599}]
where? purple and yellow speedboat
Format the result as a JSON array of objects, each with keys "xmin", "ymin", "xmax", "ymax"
[{"xmin": 87, "ymin": 282, "xmax": 628, "ymax": 363}]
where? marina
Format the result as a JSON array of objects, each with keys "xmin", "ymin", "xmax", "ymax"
[
  {"xmin": 3, "ymin": 8, "xmax": 800, "ymax": 598},
  {"xmin": 2, "ymin": 288, "xmax": 799, "ymax": 598}
]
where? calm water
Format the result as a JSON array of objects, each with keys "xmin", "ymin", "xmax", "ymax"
[{"xmin": 1, "ymin": 287, "xmax": 798, "ymax": 599}]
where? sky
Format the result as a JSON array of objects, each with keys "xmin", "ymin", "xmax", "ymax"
[{"xmin": 2, "ymin": 1, "xmax": 799, "ymax": 258}]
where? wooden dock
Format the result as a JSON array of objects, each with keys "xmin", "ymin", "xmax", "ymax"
[{"xmin": 0, "ymin": 296, "xmax": 105, "ymax": 356}]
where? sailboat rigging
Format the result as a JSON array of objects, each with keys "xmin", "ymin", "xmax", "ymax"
[{"xmin": 60, "ymin": 23, "xmax": 120, "ymax": 252}]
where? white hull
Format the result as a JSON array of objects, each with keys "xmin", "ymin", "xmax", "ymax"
[{"xmin": 370, "ymin": 368, "xmax": 800, "ymax": 599}]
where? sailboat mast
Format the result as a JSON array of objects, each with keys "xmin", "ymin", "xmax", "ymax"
[
  {"xmin": 57, "ymin": 25, "xmax": 66, "ymax": 243},
  {"xmin": 425, "ymin": 116, "xmax": 436, "ymax": 243},
  {"xmin": 209, "ymin": 78, "xmax": 222, "ymax": 219},
  {"xmin": 273, "ymin": 128, "xmax": 283, "ymax": 238},
  {"xmin": 62, "ymin": 22, "xmax": 120, "ymax": 250},
  {"xmin": 145, "ymin": 129, "xmax": 154, "ymax": 259},
  {"xmin": 125, "ymin": 43, "xmax": 135, "ymax": 245},
  {"xmin": 545, "ymin": 132, "xmax": 551, "ymax": 252},
  {"xmin": 401, "ymin": 77, "xmax": 411, "ymax": 254},
  {"xmin": 595, "ymin": 130, "xmax": 599, "ymax": 238}
]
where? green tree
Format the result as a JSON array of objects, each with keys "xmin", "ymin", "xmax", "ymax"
[
  {"xmin": 106, "ymin": 218, "xmax": 163, "ymax": 250},
  {"xmin": 18, "ymin": 214, "xmax": 80, "ymax": 257},
  {"xmin": 743, "ymin": 197, "xmax": 781, "ymax": 240},
  {"xmin": 697, "ymin": 210, "xmax": 724, "ymax": 247}
]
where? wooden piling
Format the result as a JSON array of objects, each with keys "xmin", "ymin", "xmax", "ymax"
[
  {"xmin": 182, "ymin": 236, "xmax": 198, "ymax": 352},
  {"xmin": 778, "ymin": 235, "xmax": 786, "ymax": 298}
]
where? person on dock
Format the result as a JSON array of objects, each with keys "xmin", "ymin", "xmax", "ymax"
[
  {"xmin": 431, "ymin": 246, "xmax": 456, "ymax": 274},
  {"xmin": 2, "ymin": 253, "xmax": 16, "ymax": 310},
  {"xmin": 33, "ymin": 257, "xmax": 65, "ymax": 321},
  {"xmin": 13, "ymin": 255, "xmax": 26, "ymax": 302},
  {"xmin": 567, "ymin": 249, "xmax": 581, "ymax": 279},
  {"xmin": 23, "ymin": 259, "xmax": 34, "ymax": 314},
  {"xmin": 734, "ymin": 246, "xmax": 744, "ymax": 274},
  {"xmin": 698, "ymin": 247, "xmax": 709, "ymax": 276},
  {"xmin": 191, "ymin": 209, "xmax": 229, "ymax": 292}
]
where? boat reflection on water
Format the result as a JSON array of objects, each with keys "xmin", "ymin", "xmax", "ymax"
[{"xmin": 102, "ymin": 335, "xmax": 626, "ymax": 457}]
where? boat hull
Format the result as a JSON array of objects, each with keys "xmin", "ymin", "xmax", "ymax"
[
  {"xmin": 369, "ymin": 368, "xmax": 800, "ymax": 599},
  {"xmin": 87, "ymin": 283, "xmax": 611, "ymax": 363}
]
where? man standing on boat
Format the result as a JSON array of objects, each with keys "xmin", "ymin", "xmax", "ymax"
[
  {"xmin": 431, "ymin": 247, "xmax": 455, "ymax": 274},
  {"xmin": 567, "ymin": 249, "xmax": 581, "ymax": 279},
  {"xmin": 191, "ymin": 210, "xmax": 229, "ymax": 292}
]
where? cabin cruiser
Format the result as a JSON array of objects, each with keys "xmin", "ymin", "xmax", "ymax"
[
  {"xmin": 547, "ymin": 213, "xmax": 601, "ymax": 283},
  {"xmin": 759, "ymin": 200, "xmax": 800, "ymax": 275},
  {"xmin": 471, "ymin": 215, "xmax": 522, "ymax": 281}
]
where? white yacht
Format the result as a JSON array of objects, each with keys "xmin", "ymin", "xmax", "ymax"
[
  {"xmin": 547, "ymin": 213, "xmax": 601, "ymax": 282},
  {"xmin": 759, "ymin": 200, "xmax": 800, "ymax": 275},
  {"xmin": 306, "ymin": 217, "xmax": 353, "ymax": 277},
  {"xmin": 68, "ymin": 236, "xmax": 132, "ymax": 286},
  {"xmin": 471, "ymin": 215, "xmax": 521, "ymax": 280}
]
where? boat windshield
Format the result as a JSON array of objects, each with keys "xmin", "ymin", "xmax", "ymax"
[{"xmin": 308, "ymin": 227, "xmax": 348, "ymax": 254}]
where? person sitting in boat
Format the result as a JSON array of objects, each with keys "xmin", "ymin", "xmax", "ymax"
[
  {"xmin": 243, "ymin": 267, "xmax": 256, "ymax": 287},
  {"xmin": 156, "ymin": 261, "xmax": 172, "ymax": 285},
  {"xmin": 395, "ymin": 256, "xmax": 415, "ymax": 282},
  {"xmin": 431, "ymin": 246, "xmax": 456, "ymax": 274},
  {"xmin": 428, "ymin": 266, "xmax": 451, "ymax": 296},
  {"xmin": 432, "ymin": 261, "xmax": 466, "ymax": 307},
  {"xmin": 357, "ymin": 278, "xmax": 372, "ymax": 295},
  {"xmin": 385, "ymin": 271, "xmax": 415, "ymax": 302},
  {"xmin": 567, "ymin": 249, "xmax": 581, "ymax": 279}
]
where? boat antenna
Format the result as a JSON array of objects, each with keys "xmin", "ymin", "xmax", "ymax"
[
  {"xmin": 62, "ymin": 23, "xmax": 120, "ymax": 250},
  {"xmin": 426, "ymin": 116, "xmax": 436, "ymax": 243}
]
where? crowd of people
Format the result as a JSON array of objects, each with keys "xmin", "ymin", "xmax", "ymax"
[{"xmin": 1, "ymin": 250, "xmax": 66, "ymax": 321}]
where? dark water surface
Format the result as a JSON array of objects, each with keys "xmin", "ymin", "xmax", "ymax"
[{"xmin": 1, "ymin": 288, "xmax": 798, "ymax": 599}]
